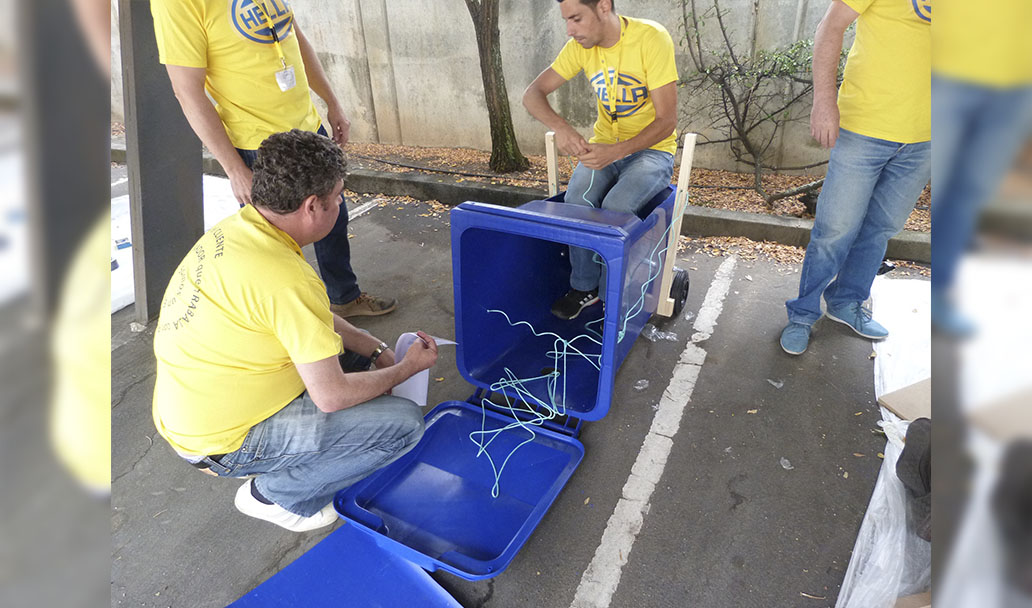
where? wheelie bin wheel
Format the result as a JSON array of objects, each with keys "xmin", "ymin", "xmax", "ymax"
[{"xmin": 671, "ymin": 267, "xmax": 690, "ymax": 317}]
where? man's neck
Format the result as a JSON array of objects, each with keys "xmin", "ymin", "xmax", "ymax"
[
  {"xmin": 254, "ymin": 205, "xmax": 309, "ymax": 248},
  {"xmin": 598, "ymin": 13, "xmax": 623, "ymax": 48}
]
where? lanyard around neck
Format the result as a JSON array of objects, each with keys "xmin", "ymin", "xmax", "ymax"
[
  {"xmin": 597, "ymin": 17, "xmax": 627, "ymax": 135},
  {"xmin": 253, "ymin": 1, "xmax": 289, "ymax": 69}
]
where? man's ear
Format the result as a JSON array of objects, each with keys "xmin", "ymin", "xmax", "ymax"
[{"xmin": 301, "ymin": 194, "xmax": 321, "ymax": 215}]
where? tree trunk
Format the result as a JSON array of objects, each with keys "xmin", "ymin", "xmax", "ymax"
[{"xmin": 464, "ymin": 0, "xmax": 529, "ymax": 173}]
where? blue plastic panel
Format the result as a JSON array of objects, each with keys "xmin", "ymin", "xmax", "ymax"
[
  {"xmin": 335, "ymin": 400, "xmax": 585, "ymax": 580},
  {"xmin": 228, "ymin": 521, "xmax": 461, "ymax": 607},
  {"xmin": 449, "ymin": 187, "xmax": 676, "ymax": 420}
]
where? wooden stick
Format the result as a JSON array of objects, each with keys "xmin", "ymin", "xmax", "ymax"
[
  {"xmin": 545, "ymin": 131, "xmax": 558, "ymax": 197},
  {"xmin": 656, "ymin": 133, "xmax": 698, "ymax": 317}
]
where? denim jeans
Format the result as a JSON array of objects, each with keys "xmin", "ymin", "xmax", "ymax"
[
  {"xmin": 201, "ymin": 392, "xmax": 424, "ymax": 517},
  {"xmin": 786, "ymin": 129, "xmax": 931, "ymax": 326},
  {"xmin": 236, "ymin": 126, "xmax": 361, "ymax": 304},
  {"xmin": 932, "ymin": 76, "xmax": 1032, "ymax": 294},
  {"xmin": 563, "ymin": 149, "xmax": 674, "ymax": 292}
]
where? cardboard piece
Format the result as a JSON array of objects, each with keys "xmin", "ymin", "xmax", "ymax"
[
  {"xmin": 878, "ymin": 378, "xmax": 931, "ymax": 421},
  {"xmin": 893, "ymin": 591, "xmax": 931, "ymax": 608},
  {"xmin": 968, "ymin": 390, "xmax": 1032, "ymax": 442}
]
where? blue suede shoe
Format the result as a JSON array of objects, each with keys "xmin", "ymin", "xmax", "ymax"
[
  {"xmin": 825, "ymin": 301, "xmax": 889, "ymax": 340},
  {"xmin": 780, "ymin": 322, "xmax": 812, "ymax": 355}
]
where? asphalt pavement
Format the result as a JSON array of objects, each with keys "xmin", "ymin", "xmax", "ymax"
[{"xmin": 111, "ymin": 170, "xmax": 900, "ymax": 608}]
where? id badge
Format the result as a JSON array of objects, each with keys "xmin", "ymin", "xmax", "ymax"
[{"xmin": 275, "ymin": 65, "xmax": 296, "ymax": 92}]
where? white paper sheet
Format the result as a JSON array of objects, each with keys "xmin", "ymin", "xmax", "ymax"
[
  {"xmin": 391, "ymin": 333, "xmax": 457, "ymax": 406},
  {"xmin": 870, "ymin": 275, "xmax": 932, "ymax": 399}
]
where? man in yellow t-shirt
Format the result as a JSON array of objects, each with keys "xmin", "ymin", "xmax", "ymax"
[
  {"xmin": 152, "ymin": 131, "xmax": 439, "ymax": 532},
  {"xmin": 780, "ymin": 0, "xmax": 932, "ymax": 355},
  {"xmin": 930, "ymin": 0, "xmax": 1032, "ymax": 335},
  {"xmin": 151, "ymin": 0, "xmax": 397, "ymax": 319},
  {"xmin": 523, "ymin": 0, "xmax": 678, "ymax": 320}
]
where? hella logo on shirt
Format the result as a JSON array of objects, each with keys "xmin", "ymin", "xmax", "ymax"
[
  {"xmin": 232, "ymin": 0, "xmax": 294, "ymax": 44},
  {"xmin": 590, "ymin": 70, "xmax": 649, "ymax": 119},
  {"xmin": 911, "ymin": 0, "xmax": 931, "ymax": 22}
]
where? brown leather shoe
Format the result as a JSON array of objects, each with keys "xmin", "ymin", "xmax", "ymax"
[{"xmin": 331, "ymin": 292, "xmax": 398, "ymax": 318}]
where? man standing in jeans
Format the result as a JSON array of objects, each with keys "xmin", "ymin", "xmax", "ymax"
[
  {"xmin": 152, "ymin": 0, "xmax": 396, "ymax": 318},
  {"xmin": 523, "ymin": 0, "xmax": 677, "ymax": 320},
  {"xmin": 780, "ymin": 0, "xmax": 931, "ymax": 355},
  {"xmin": 152, "ymin": 131, "xmax": 438, "ymax": 532}
]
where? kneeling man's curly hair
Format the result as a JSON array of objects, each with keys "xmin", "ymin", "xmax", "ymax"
[{"xmin": 252, "ymin": 129, "xmax": 347, "ymax": 214}]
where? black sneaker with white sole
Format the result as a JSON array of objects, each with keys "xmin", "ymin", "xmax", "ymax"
[{"xmin": 551, "ymin": 288, "xmax": 600, "ymax": 320}]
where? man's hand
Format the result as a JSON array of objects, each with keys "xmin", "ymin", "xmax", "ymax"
[
  {"xmin": 578, "ymin": 143, "xmax": 625, "ymax": 170},
  {"xmin": 810, "ymin": 98, "xmax": 840, "ymax": 149},
  {"xmin": 228, "ymin": 165, "xmax": 254, "ymax": 207},
  {"xmin": 326, "ymin": 104, "xmax": 351, "ymax": 146},
  {"xmin": 556, "ymin": 126, "xmax": 590, "ymax": 157},
  {"xmin": 400, "ymin": 331, "xmax": 438, "ymax": 374}
]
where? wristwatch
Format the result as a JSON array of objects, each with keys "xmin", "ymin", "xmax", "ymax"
[{"xmin": 368, "ymin": 341, "xmax": 390, "ymax": 367}]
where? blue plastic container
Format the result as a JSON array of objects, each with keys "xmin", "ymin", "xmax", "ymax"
[
  {"xmin": 228, "ymin": 520, "xmax": 462, "ymax": 607},
  {"xmin": 337, "ymin": 187, "xmax": 677, "ymax": 581},
  {"xmin": 450, "ymin": 187, "xmax": 676, "ymax": 419},
  {"xmin": 335, "ymin": 400, "xmax": 584, "ymax": 579}
]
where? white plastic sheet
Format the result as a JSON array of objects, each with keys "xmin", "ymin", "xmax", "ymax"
[
  {"xmin": 835, "ymin": 415, "xmax": 932, "ymax": 608},
  {"xmin": 835, "ymin": 276, "xmax": 932, "ymax": 608}
]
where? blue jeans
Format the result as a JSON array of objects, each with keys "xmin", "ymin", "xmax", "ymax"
[
  {"xmin": 236, "ymin": 126, "xmax": 361, "ymax": 304},
  {"xmin": 201, "ymin": 392, "xmax": 424, "ymax": 517},
  {"xmin": 932, "ymin": 76, "xmax": 1032, "ymax": 293},
  {"xmin": 786, "ymin": 129, "xmax": 931, "ymax": 326},
  {"xmin": 563, "ymin": 149, "xmax": 674, "ymax": 291}
]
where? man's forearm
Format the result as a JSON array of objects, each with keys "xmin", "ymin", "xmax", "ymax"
[
  {"xmin": 333, "ymin": 313, "xmax": 384, "ymax": 357},
  {"xmin": 812, "ymin": 19, "xmax": 845, "ymax": 106},
  {"xmin": 175, "ymin": 91, "xmax": 250, "ymax": 177},
  {"xmin": 523, "ymin": 88, "xmax": 573, "ymax": 135},
  {"xmin": 321, "ymin": 363, "xmax": 415, "ymax": 412}
]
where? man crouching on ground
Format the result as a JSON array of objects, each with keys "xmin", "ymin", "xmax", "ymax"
[{"xmin": 151, "ymin": 129, "xmax": 438, "ymax": 532}]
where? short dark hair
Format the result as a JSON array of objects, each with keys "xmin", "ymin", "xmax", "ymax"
[
  {"xmin": 251, "ymin": 129, "xmax": 347, "ymax": 214},
  {"xmin": 556, "ymin": 0, "xmax": 611, "ymax": 9}
]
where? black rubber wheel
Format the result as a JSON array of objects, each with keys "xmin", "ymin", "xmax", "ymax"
[{"xmin": 671, "ymin": 267, "xmax": 690, "ymax": 317}]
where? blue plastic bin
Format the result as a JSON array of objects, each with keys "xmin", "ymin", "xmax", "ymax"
[
  {"xmin": 450, "ymin": 187, "xmax": 677, "ymax": 419},
  {"xmin": 336, "ymin": 188, "xmax": 681, "ymax": 581},
  {"xmin": 336, "ymin": 400, "xmax": 584, "ymax": 580}
]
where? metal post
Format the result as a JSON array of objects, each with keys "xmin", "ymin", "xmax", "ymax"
[{"xmin": 118, "ymin": 0, "xmax": 203, "ymax": 324}]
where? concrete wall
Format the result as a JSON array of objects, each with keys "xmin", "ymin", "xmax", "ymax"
[{"xmin": 111, "ymin": 0, "xmax": 839, "ymax": 172}]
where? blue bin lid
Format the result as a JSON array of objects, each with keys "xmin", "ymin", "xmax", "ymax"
[
  {"xmin": 228, "ymin": 522, "xmax": 461, "ymax": 607},
  {"xmin": 336, "ymin": 400, "xmax": 585, "ymax": 580}
]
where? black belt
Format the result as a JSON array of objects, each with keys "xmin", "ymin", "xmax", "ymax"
[{"xmin": 190, "ymin": 453, "xmax": 227, "ymax": 469}]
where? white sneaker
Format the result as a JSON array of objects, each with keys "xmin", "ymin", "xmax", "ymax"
[{"xmin": 234, "ymin": 480, "xmax": 339, "ymax": 532}]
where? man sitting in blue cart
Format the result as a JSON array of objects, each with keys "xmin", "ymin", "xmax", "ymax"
[
  {"xmin": 151, "ymin": 130, "xmax": 439, "ymax": 532},
  {"xmin": 523, "ymin": 0, "xmax": 678, "ymax": 320}
]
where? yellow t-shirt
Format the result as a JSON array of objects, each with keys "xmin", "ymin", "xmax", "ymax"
[
  {"xmin": 50, "ymin": 216, "xmax": 111, "ymax": 492},
  {"xmin": 838, "ymin": 0, "xmax": 930, "ymax": 143},
  {"xmin": 551, "ymin": 16, "xmax": 678, "ymax": 155},
  {"xmin": 932, "ymin": 0, "xmax": 1032, "ymax": 88},
  {"xmin": 152, "ymin": 205, "xmax": 342, "ymax": 456},
  {"xmin": 151, "ymin": 0, "xmax": 322, "ymax": 150}
]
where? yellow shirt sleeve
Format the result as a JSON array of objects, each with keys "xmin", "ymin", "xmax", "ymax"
[
  {"xmin": 841, "ymin": 0, "xmax": 875, "ymax": 14},
  {"xmin": 643, "ymin": 26, "xmax": 678, "ymax": 90},
  {"xmin": 258, "ymin": 279, "xmax": 343, "ymax": 365},
  {"xmin": 151, "ymin": 0, "xmax": 208, "ymax": 68},
  {"xmin": 551, "ymin": 39, "xmax": 584, "ymax": 81}
]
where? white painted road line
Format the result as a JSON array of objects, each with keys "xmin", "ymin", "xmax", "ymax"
[
  {"xmin": 691, "ymin": 255, "xmax": 737, "ymax": 342},
  {"xmin": 349, "ymin": 198, "xmax": 384, "ymax": 220},
  {"xmin": 569, "ymin": 255, "xmax": 738, "ymax": 608}
]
